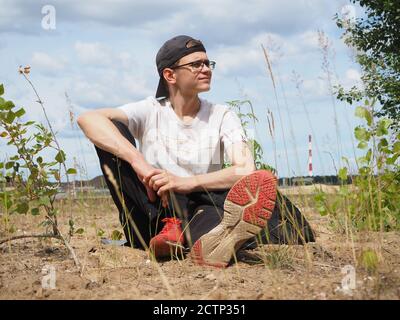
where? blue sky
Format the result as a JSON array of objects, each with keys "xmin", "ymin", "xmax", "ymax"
[{"xmin": 0, "ymin": 0, "xmax": 364, "ymax": 180}]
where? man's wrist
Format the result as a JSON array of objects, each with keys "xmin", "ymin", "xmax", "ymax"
[
  {"xmin": 127, "ymin": 152, "xmax": 148, "ymax": 175},
  {"xmin": 190, "ymin": 175, "xmax": 201, "ymax": 192}
]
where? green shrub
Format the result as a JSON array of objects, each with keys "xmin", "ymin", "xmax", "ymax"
[
  {"xmin": 0, "ymin": 83, "xmax": 77, "ymax": 237},
  {"xmin": 315, "ymin": 99, "xmax": 400, "ymax": 232}
]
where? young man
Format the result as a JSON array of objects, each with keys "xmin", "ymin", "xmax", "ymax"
[{"xmin": 77, "ymin": 35, "xmax": 315, "ymax": 267}]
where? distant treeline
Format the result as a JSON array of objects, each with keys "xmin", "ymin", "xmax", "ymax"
[
  {"xmin": 59, "ymin": 175, "xmax": 107, "ymax": 190},
  {"xmin": 3, "ymin": 174, "xmax": 353, "ymax": 190},
  {"xmin": 68, "ymin": 174, "xmax": 353, "ymax": 188},
  {"xmin": 278, "ymin": 175, "xmax": 352, "ymax": 186}
]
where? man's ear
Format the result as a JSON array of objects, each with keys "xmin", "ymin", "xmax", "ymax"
[{"xmin": 162, "ymin": 68, "xmax": 176, "ymax": 85}]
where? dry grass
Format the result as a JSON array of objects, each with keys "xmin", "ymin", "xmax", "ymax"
[{"xmin": 1, "ymin": 186, "xmax": 399, "ymax": 300}]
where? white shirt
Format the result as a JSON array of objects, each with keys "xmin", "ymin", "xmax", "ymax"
[{"xmin": 118, "ymin": 96, "xmax": 246, "ymax": 177}]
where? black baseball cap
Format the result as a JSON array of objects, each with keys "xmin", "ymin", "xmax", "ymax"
[{"xmin": 155, "ymin": 35, "xmax": 206, "ymax": 99}]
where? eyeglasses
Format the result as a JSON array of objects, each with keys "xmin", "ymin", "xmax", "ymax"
[{"xmin": 171, "ymin": 59, "xmax": 216, "ymax": 71}]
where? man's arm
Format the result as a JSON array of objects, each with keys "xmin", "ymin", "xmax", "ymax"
[
  {"xmin": 77, "ymin": 108, "xmax": 149, "ymax": 174},
  {"xmin": 191, "ymin": 141, "xmax": 256, "ymax": 191},
  {"xmin": 77, "ymin": 108, "xmax": 165, "ymax": 204},
  {"xmin": 145, "ymin": 141, "xmax": 256, "ymax": 196}
]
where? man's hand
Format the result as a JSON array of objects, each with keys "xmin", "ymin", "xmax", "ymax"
[
  {"xmin": 134, "ymin": 164, "xmax": 169, "ymax": 207},
  {"xmin": 143, "ymin": 169, "xmax": 195, "ymax": 199}
]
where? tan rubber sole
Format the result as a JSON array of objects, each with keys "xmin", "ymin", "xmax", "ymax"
[{"xmin": 189, "ymin": 170, "xmax": 277, "ymax": 267}]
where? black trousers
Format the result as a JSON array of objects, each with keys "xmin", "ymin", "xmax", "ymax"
[{"xmin": 95, "ymin": 121, "xmax": 315, "ymax": 250}]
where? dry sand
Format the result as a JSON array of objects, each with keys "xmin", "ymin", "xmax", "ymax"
[{"xmin": 1, "ymin": 188, "xmax": 399, "ymax": 300}]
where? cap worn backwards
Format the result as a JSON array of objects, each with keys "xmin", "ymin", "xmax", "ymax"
[{"xmin": 155, "ymin": 35, "xmax": 206, "ymax": 99}]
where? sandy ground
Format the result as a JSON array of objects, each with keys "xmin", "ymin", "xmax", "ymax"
[{"xmin": 0, "ymin": 188, "xmax": 399, "ymax": 300}]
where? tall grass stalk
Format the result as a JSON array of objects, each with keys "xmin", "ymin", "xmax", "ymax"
[
  {"xmin": 275, "ymin": 64, "xmax": 302, "ymax": 176},
  {"xmin": 317, "ymin": 31, "xmax": 344, "ymax": 170},
  {"xmin": 291, "ymin": 71, "xmax": 327, "ymax": 175},
  {"xmin": 65, "ymin": 92, "xmax": 89, "ymax": 184},
  {"xmin": 260, "ymin": 44, "xmax": 314, "ymax": 254},
  {"xmin": 261, "ymin": 44, "xmax": 291, "ymax": 177},
  {"xmin": 103, "ymin": 164, "xmax": 176, "ymax": 298},
  {"xmin": 266, "ymin": 109, "xmax": 278, "ymax": 174}
]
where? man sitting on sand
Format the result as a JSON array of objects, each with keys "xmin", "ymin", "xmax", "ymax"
[{"xmin": 78, "ymin": 35, "xmax": 315, "ymax": 267}]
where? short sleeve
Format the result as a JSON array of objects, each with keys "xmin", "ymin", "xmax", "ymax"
[
  {"xmin": 117, "ymin": 97, "xmax": 155, "ymax": 139},
  {"xmin": 220, "ymin": 109, "xmax": 247, "ymax": 161}
]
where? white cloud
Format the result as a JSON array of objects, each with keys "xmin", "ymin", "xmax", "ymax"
[
  {"xmin": 298, "ymin": 31, "xmax": 321, "ymax": 50},
  {"xmin": 345, "ymin": 68, "xmax": 361, "ymax": 82},
  {"xmin": 31, "ymin": 52, "xmax": 66, "ymax": 74},
  {"xmin": 213, "ymin": 45, "xmax": 263, "ymax": 77},
  {"xmin": 1, "ymin": 0, "xmax": 344, "ymax": 46},
  {"xmin": 340, "ymin": 67, "xmax": 363, "ymax": 90},
  {"xmin": 302, "ymin": 77, "xmax": 329, "ymax": 98},
  {"xmin": 74, "ymin": 41, "xmax": 113, "ymax": 66},
  {"xmin": 212, "ymin": 30, "xmax": 326, "ymax": 78},
  {"xmin": 74, "ymin": 41, "xmax": 140, "ymax": 70},
  {"xmin": 0, "ymin": 0, "xmax": 361, "ymax": 178},
  {"xmin": 71, "ymin": 80, "xmax": 107, "ymax": 105},
  {"xmin": 68, "ymin": 70, "xmax": 153, "ymax": 108},
  {"xmin": 69, "ymin": 41, "xmax": 152, "ymax": 107},
  {"xmin": 118, "ymin": 52, "xmax": 135, "ymax": 69},
  {"xmin": 0, "ymin": 3, "xmax": 26, "ymax": 32}
]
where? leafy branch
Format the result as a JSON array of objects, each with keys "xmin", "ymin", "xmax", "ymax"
[{"xmin": 0, "ymin": 82, "xmax": 80, "ymax": 269}]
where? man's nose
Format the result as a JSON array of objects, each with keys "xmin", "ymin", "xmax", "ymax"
[{"xmin": 201, "ymin": 63, "xmax": 212, "ymax": 73}]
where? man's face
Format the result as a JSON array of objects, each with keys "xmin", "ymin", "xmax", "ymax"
[{"xmin": 170, "ymin": 51, "xmax": 213, "ymax": 96}]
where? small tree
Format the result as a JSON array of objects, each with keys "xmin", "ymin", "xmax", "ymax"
[
  {"xmin": 336, "ymin": 0, "xmax": 400, "ymax": 130},
  {"xmin": 315, "ymin": 99, "xmax": 400, "ymax": 232},
  {"xmin": 0, "ymin": 83, "xmax": 80, "ymax": 268}
]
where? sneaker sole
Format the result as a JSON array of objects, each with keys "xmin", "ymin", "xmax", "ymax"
[{"xmin": 189, "ymin": 170, "xmax": 277, "ymax": 267}]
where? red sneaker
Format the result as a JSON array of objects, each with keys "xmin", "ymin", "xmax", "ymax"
[
  {"xmin": 189, "ymin": 170, "xmax": 277, "ymax": 267},
  {"xmin": 149, "ymin": 217, "xmax": 185, "ymax": 258}
]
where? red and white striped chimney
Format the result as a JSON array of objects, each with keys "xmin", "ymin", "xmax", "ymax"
[{"xmin": 308, "ymin": 134, "xmax": 313, "ymax": 176}]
